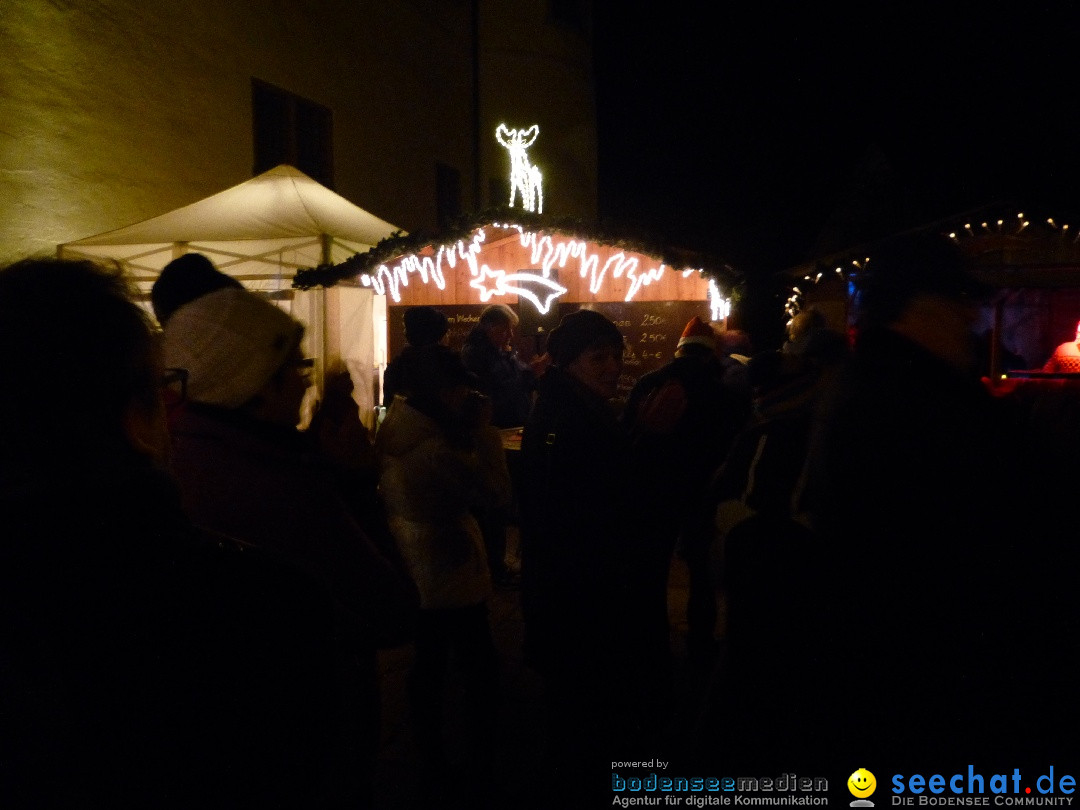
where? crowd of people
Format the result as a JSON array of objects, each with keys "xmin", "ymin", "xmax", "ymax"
[{"xmin": 2, "ymin": 230, "xmax": 1077, "ymax": 808}]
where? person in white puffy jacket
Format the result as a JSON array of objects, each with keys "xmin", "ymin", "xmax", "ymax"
[{"xmin": 374, "ymin": 345, "xmax": 512, "ymax": 806}]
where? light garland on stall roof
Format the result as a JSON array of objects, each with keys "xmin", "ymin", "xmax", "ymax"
[
  {"xmin": 782, "ymin": 207, "xmax": 1080, "ymax": 320},
  {"xmin": 356, "ymin": 222, "xmax": 731, "ymax": 317}
]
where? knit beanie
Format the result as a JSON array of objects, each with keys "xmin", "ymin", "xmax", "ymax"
[
  {"xmin": 403, "ymin": 306, "xmax": 450, "ymax": 347},
  {"xmin": 163, "ymin": 287, "xmax": 304, "ymax": 408},
  {"xmin": 547, "ymin": 309, "xmax": 624, "ymax": 366},
  {"xmin": 151, "ymin": 253, "xmax": 243, "ymax": 326},
  {"xmin": 677, "ymin": 316, "xmax": 716, "ymax": 350}
]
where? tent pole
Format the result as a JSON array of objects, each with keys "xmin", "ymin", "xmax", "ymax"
[{"xmin": 317, "ymin": 233, "xmax": 333, "ymax": 396}]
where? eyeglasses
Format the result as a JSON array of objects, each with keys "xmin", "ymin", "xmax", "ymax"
[{"xmin": 161, "ymin": 367, "xmax": 188, "ymax": 405}]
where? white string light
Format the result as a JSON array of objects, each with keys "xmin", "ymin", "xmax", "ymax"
[{"xmin": 781, "ymin": 209, "xmax": 1080, "ymax": 320}]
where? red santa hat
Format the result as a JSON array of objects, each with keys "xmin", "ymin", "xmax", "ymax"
[{"xmin": 677, "ymin": 316, "xmax": 716, "ymax": 350}]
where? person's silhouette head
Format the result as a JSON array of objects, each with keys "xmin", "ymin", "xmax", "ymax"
[
  {"xmin": 151, "ymin": 252, "xmax": 242, "ymax": 326},
  {"xmin": 403, "ymin": 306, "xmax": 450, "ymax": 347},
  {"xmin": 0, "ymin": 257, "xmax": 169, "ymax": 477}
]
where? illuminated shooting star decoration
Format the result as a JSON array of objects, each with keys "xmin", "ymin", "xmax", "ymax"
[{"xmin": 469, "ymin": 263, "xmax": 567, "ymax": 314}]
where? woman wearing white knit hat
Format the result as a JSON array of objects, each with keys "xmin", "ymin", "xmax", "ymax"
[{"xmin": 162, "ymin": 286, "xmax": 420, "ymax": 808}]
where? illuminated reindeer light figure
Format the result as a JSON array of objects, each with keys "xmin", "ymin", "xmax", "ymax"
[{"xmin": 496, "ymin": 123, "xmax": 543, "ymax": 213}]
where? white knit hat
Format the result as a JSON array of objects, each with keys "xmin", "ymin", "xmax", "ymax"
[{"xmin": 163, "ymin": 287, "xmax": 304, "ymax": 408}]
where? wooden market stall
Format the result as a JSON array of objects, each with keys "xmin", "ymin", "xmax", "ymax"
[{"xmin": 295, "ymin": 213, "xmax": 739, "ymax": 412}]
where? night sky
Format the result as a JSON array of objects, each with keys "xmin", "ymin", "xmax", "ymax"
[{"xmin": 592, "ymin": 3, "xmax": 1080, "ymax": 289}]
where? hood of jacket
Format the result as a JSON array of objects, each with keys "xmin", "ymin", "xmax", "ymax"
[
  {"xmin": 374, "ymin": 396, "xmax": 443, "ymax": 459},
  {"xmin": 374, "ymin": 397, "xmax": 493, "ymax": 608}
]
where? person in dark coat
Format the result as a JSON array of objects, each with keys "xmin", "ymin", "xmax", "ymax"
[
  {"xmin": 519, "ymin": 308, "xmax": 654, "ymax": 799},
  {"xmin": 792, "ymin": 232, "xmax": 1073, "ymax": 771},
  {"xmin": 622, "ymin": 316, "xmax": 750, "ymax": 670},
  {"xmin": 692, "ymin": 336, "xmax": 846, "ymax": 770},
  {"xmin": 461, "ymin": 303, "xmax": 541, "ymax": 584},
  {"xmin": 460, "ymin": 303, "xmax": 537, "ymax": 429},
  {"xmin": 0, "ymin": 257, "xmax": 353, "ymax": 808}
]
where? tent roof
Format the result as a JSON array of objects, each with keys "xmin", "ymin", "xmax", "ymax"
[{"xmin": 59, "ymin": 165, "xmax": 403, "ymax": 291}]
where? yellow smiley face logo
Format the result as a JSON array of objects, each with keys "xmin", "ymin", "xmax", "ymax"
[{"xmin": 848, "ymin": 768, "xmax": 877, "ymax": 798}]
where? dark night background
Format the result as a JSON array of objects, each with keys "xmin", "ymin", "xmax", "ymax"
[{"xmin": 592, "ymin": 3, "xmax": 1080, "ymax": 344}]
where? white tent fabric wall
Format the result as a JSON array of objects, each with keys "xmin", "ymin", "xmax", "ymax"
[
  {"xmin": 334, "ymin": 287, "xmax": 377, "ymax": 424},
  {"xmin": 58, "ymin": 165, "xmax": 401, "ymax": 429}
]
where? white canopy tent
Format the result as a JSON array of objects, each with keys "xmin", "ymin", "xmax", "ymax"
[{"xmin": 59, "ymin": 165, "xmax": 402, "ymax": 426}]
